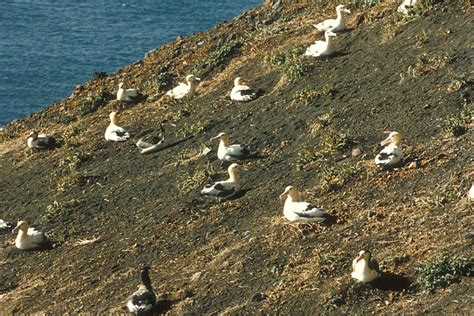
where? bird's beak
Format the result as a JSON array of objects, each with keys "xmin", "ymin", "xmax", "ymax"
[
  {"xmin": 380, "ymin": 136, "xmax": 392, "ymax": 146},
  {"xmin": 210, "ymin": 135, "xmax": 221, "ymax": 141},
  {"xmin": 12, "ymin": 224, "xmax": 21, "ymax": 234},
  {"xmin": 170, "ymin": 123, "xmax": 177, "ymax": 127},
  {"xmin": 195, "ymin": 77, "xmax": 201, "ymax": 81},
  {"xmin": 279, "ymin": 191, "xmax": 288, "ymax": 200},
  {"xmin": 344, "ymin": 9, "xmax": 351, "ymax": 13}
]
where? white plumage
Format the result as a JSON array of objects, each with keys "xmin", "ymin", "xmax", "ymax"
[
  {"xmin": 117, "ymin": 82, "xmax": 140, "ymax": 101},
  {"xmin": 12, "ymin": 221, "xmax": 49, "ymax": 250},
  {"xmin": 313, "ymin": 4, "xmax": 351, "ymax": 32},
  {"xmin": 469, "ymin": 183, "xmax": 474, "ymax": 202},
  {"xmin": 127, "ymin": 267, "xmax": 156, "ymax": 315},
  {"xmin": 105, "ymin": 111, "xmax": 130, "ymax": 142},
  {"xmin": 397, "ymin": 0, "xmax": 417, "ymax": 14},
  {"xmin": 375, "ymin": 131, "xmax": 404, "ymax": 168},
  {"xmin": 200, "ymin": 163, "xmax": 242, "ymax": 200},
  {"xmin": 211, "ymin": 132, "xmax": 251, "ymax": 162},
  {"xmin": 305, "ymin": 30, "xmax": 338, "ymax": 57},
  {"xmin": 165, "ymin": 74, "xmax": 200, "ymax": 99},
  {"xmin": 230, "ymin": 77, "xmax": 256, "ymax": 102},
  {"xmin": 279, "ymin": 186, "xmax": 330, "ymax": 223},
  {"xmin": 351, "ymin": 250, "xmax": 381, "ymax": 283}
]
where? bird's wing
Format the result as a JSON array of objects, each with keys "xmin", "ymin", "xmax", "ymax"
[
  {"xmin": 113, "ymin": 128, "xmax": 130, "ymax": 138},
  {"xmin": 167, "ymin": 82, "xmax": 188, "ymax": 96},
  {"xmin": 128, "ymin": 288, "xmax": 156, "ymax": 312},
  {"xmin": 292, "ymin": 202, "xmax": 328, "ymax": 218},
  {"xmin": 375, "ymin": 146, "xmax": 403, "ymax": 165},
  {"xmin": 369, "ymin": 258, "xmax": 380, "ymax": 272},
  {"xmin": 28, "ymin": 228, "xmax": 47, "ymax": 245},
  {"xmin": 226, "ymin": 144, "xmax": 250, "ymax": 157},
  {"xmin": 213, "ymin": 183, "xmax": 236, "ymax": 197},
  {"xmin": 36, "ymin": 136, "xmax": 55, "ymax": 148}
]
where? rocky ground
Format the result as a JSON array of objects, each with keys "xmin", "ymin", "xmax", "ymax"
[{"xmin": 0, "ymin": 0, "xmax": 473, "ymax": 314}]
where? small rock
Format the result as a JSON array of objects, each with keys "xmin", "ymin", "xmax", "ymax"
[
  {"xmin": 251, "ymin": 292, "xmax": 267, "ymax": 302},
  {"xmin": 351, "ymin": 148, "xmax": 362, "ymax": 157}
]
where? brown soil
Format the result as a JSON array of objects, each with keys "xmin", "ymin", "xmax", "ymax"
[{"xmin": 0, "ymin": 0, "xmax": 473, "ymax": 314}]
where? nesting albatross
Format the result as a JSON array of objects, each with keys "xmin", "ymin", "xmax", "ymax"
[
  {"xmin": 136, "ymin": 119, "xmax": 177, "ymax": 154},
  {"xmin": 12, "ymin": 220, "xmax": 49, "ymax": 250},
  {"xmin": 127, "ymin": 266, "xmax": 156, "ymax": 315},
  {"xmin": 230, "ymin": 77, "xmax": 257, "ymax": 102},
  {"xmin": 105, "ymin": 111, "xmax": 130, "ymax": 142},
  {"xmin": 117, "ymin": 82, "xmax": 141, "ymax": 102},
  {"xmin": 27, "ymin": 131, "xmax": 57, "ymax": 152},
  {"xmin": 351, "ymin": 250, "xmax": 381, "ymax": 283},
  {"xmin": 279, "ymin": 186, "xmax": 332, "ymax": 223},
  {"xmin": 305, "ymin": 30, "xmax": 338, "ymax": 57},
  {"xmin": 211, "ymin": 132, "xmax": 251, "ymax": 162},
  {"xmin": 200, "ymin": 163, "xmax": 243, "ymax": 201},
  {"xmin": 375, "ymin": 131, "xmax": 404, "ymax": 169},
  {"xmin": 313, "ymin": 4, "xmax": 351, "ymax": 32},
  {"xmin": 166, "ymin": 74, "xmax": 200, "ymax": 99}
]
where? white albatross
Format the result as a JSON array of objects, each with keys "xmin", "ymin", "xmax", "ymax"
[
  {"xmin": 0, "ymin": 219, "xmax": 11, "ymax": 230},
  {"xmin": 351, "ymin": 250, "xmax": 381, "ymax": 283},
  {"xmin": 397, "ymin": 0, "xmax": 417, "ymax": 14},
  {"xmin": 200, "ymin": 163, "xmax": 243, "ymax": 200},
  {"xmin": 105, "ymin": 111, "xmax": 130, "ymax": 142},
  {"xmin": 374, "ymin": 131, "xmax": 404, "ymax": 168},
  {"xmin": 230, "ymin": 77, "xmax": 256, "ymax": 102},
  {"xmin": 313, "ymin": 4, "xmax": 351, "ymax": 32},
  {"xmin": 136, "ymin": 120, "xmax": 177, "ymax": 154},
  {"xmin": 165, "ymin": 74, "xmax": 200, "ymax": 99},
  {"xmin": 12, "ymin": 220, "xmax": 49, "ymax": 250},
  {"xmin": 211, "ymin": 132, "xmax": 251, "ymax": 162},
  {"xmin": 469, "ymin": 184, "xmax": 474, "ymax": 202},
  {"xmin": 27, "ymin": 131, "xmax": 57, "ymax": 152},
  {"xmin": 279, "ymin": 186, "xmax": 331, "ymax": 223},
  {"xmin": 117, "ymin": 82, "xmax": 141, "ymax": 102},
  {"xmin": 127, "ymin": 266, "xmax": 156, "ymax": 315},
  {"xmin": 305, "ymin": 30, "xmax": 338, "ymax": 57}
]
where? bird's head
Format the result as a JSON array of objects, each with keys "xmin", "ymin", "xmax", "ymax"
[
  {"xmin": 381, "ymin": 131, "xmax": 402, "ymax": 146},
  {"xmin": 336, "ymin": 4, "xmax": 351, "ymax": 14},
  {"xmin": 12, "ymin": 220, "xmax": 29, "ymax": 234},
  {"xmin": 355, "ymin": 250, "xmax": 371, "ymax": 262},
  {"xmin": 279, "ymin": 185, "xmax": 299, "ymax": 200}
]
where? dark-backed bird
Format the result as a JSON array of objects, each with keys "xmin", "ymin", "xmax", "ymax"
[
  {"xmin": 279, "ymin": 186, "xmax": 331, "ymax": 223},
  {"xmin": 127, "ymin": 266, "xmax": 156, "ymax": 315}
]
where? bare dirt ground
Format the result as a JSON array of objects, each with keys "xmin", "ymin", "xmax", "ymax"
[{"xmin": 0, "ymin": 0, "xmax": 473, "ymax": 314}]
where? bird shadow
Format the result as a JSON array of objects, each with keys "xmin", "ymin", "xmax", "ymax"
[
  {"xmin": 370, "ymin": 272, "xmax": 412, "ymax": 292},
  {"xmin": 325, "ymin": 51, "xmax": 349, "ymax": 59},
  {"xmin": 153, "ymin": 290, "xmax": 194, "ymax": 315}
]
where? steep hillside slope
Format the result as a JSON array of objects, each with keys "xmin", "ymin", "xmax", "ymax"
[{"xmin": 1, "ymin": 0, "xmax": 472, "ymax": 314}]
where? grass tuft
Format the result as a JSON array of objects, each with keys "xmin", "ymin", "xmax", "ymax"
[{"xmin": 416, "ymin": 255, "xmax": 473, "ymax": 292}]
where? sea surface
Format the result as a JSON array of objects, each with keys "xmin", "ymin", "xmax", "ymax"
[{"xmin": 0, "ymin": 0, "xmax": 263, "ymax": 127}]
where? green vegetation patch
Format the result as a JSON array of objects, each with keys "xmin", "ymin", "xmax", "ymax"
[
  {"xmin": 78, "ymin": 90, "xmax": 114, "ymax": 116},
  {"xmin": 42, "ymin": 199, "xmax": 80, "ymax": 223},
  {"xmin": 155, "ymin": 67, "xmax": 177, "ymax": 93},
  {"xmin": 416, "ymin": 255, "xmax": 473, "ymax": 292},
  {"xmin": 191, "ymin": 40, "xmax": 242, "ymax": 74}
]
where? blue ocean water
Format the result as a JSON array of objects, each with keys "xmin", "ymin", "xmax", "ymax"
[{"xmin": 0, "ymin": 0, "xmax": 262, "ymax": 127}]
